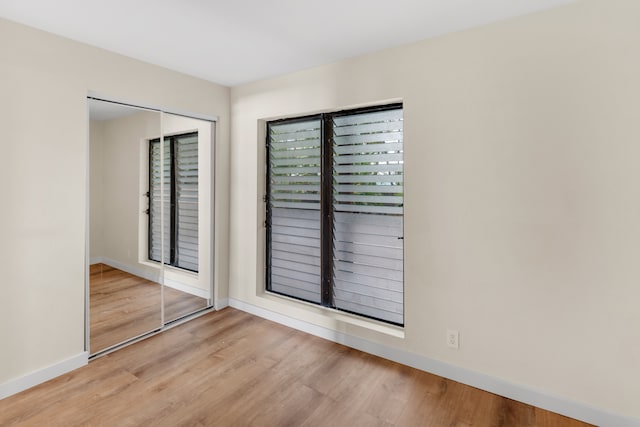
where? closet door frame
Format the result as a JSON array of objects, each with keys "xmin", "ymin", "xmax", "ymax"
[{"xmin": 85, "ymin": 92, "xmax": 218, "ymax": 357}]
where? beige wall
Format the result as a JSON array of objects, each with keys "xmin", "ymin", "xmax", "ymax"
[
  {"xmin": 89, "ymin": 121, "xmax": 105, "ymax": 259},
  {"xmin": 96, "ymin": 111, "xmax": 160, "ymax": 274},
  {"xmin": 230, "ymin": 0, "xmax": 640, "ymax": 419},
  {"xmin": 0, "ymin": 17, "xmax": 230, "ymax": 384}
]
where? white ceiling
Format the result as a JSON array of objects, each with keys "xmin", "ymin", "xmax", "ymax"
[{"xmin": 0, "ymin": 0, "xmax": 574, "ymax": 86}]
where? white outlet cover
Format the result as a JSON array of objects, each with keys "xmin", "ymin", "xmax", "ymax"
[{"xmin": 447, "ymin": 329, "xmax": 459, "ymax": 349}]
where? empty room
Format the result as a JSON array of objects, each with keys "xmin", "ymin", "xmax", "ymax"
[{"xmin": 0, "ymin": 0, "xmax": 638, "ymax": 425}]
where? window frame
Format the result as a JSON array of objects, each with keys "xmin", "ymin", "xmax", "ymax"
[
  {"xmin": 148, "ymin": 131, "xmax": 199, "ymax": 273},
  {"xmin": 265, "ymin": 103, "xmax": 404, "ymax": 326}
]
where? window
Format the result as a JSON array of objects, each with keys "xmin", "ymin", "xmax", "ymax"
[
  {"xmin": 266, "ymin": 104, "xmax": 404, "ymax": 325},
  {"xmin": 148, "ymin": 132, "xmax": 199, "ymax": 272}
]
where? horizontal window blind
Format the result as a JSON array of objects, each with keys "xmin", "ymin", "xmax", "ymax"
[
  {"xmin": 175, "ymin": 133, "xmax": 199, "ymax": 271},
  {"xmin": 332, "ymin": 108, "xmax": 404, "ymax": 324},
  {"xmin": 149, "ymin": 140, "xmax": 171, "ymax": 264},
  {"xmin": 268, "ymin": 119, "xmax": 322, "ymax": 303},
  {"xmin": 266, "ymin": 104, "xmax": 403, "ymax": 325},
  {"xmin": 148, "ymin": 132, "xmax": 199, "ymax": 272}
]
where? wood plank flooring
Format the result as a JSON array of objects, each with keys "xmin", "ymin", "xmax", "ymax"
[
  {"xmin": 90, "ymin": 263, "xmax": 207, "ymax": 353},
  {"xmin": 1, "ymin": 308, "xmax": 592, "ymax": 426}
]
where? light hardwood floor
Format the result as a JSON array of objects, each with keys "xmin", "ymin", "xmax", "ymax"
[
  {"xmin": 1, "ymin": 308, "xmax": 592, "ymax": 426},
  {"xmin": 90, "ymin": 263, "xmax": 207, "ymax": 353}
]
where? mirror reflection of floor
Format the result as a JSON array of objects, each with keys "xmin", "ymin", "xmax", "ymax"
[{"xmin": 89, "ymin": 263, "xmax": 207, "ymax": 354}]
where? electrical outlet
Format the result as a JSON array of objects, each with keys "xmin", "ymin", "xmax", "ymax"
[{"xmin": 447, "ymin": 329, "xmax": 459, "ymax": 349}]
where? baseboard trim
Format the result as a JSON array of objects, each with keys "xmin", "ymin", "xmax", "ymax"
[
  {"xmin": 94, "ymin": 257, "xmax": 208, "ymax": 298},
  {"xmin": 90, "ymin": 256, "xmax": 105, "ymax": 266},
  {"xmin": 163, "ymin": 277, "xmax": 209, "ymax": 299},
  {"xmin": 214, "ymin": 298, "xmax": 229, "ymax": 310},
  {"xmin": 93, "ymin": 257, "xmax": 161, "ymax": 283},
  {"xmin": 229, "ymin": 298, "xmax": 638, "ymax": 427},
  {"xmin": 0, "ymin": 352, "xmax": 88, "ymax": 401}
]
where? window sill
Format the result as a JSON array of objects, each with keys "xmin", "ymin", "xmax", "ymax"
[
  {"xmin": 138, "ymin": 259, "xmax": 198, "ymax": 276},
  {"xmin": 262, "ymin": 290, "xmax": 405, "ymax": 339}
]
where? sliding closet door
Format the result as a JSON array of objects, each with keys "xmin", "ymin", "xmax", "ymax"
[
  {"xmin": 88, "ymin": 100, "xmax": 216, "ymax": 354},
  {"xmin": 160, "ymin": 113, "xmax": 214, "ymax": 323},
  {"xmin": 89, "ymin": 99, "xmax": 163, "ymax": 355}
]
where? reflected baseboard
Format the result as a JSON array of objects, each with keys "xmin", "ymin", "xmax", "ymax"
[
  {"xmin": 215, "ymin": 298, "xmax": 229, "ymax": 310},
  {"xmin": 89, "ymin": 256, "xmax": 207, "ymax": 298},
  {"xmin": 164, "ymin": 277, "xmax": 209, "ymax": 299},
  {"xmin": 90, "ymin": 256, "xmax": 107, "ymax": 266},
  {"xmin": 90, "ymin": 256, "xmax": 161, "ymax": 283}
]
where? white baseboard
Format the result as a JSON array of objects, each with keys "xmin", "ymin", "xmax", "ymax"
[
  {"xmin": 90, "ymin": 256, "xmax": 106, "ymax": 265},
  {"xmin": 94, "ymin": 257, "xmax": 209, "ymax": 299},
  {"xmin": 163, "ymin": 277, "xmax": 209, "ymax": 299},
  {"xmin": 0, "ymin": 352, "xmax": 88, "ymax": 401},
  {"xmin": 228, "ymin": 298, "xmax": 638, "ymax": 427},
  {"xmin": 93, "ymin": 257, "xmax": 161, "ymax": 283},
  {"xmin": 214, "ymin": 298, "xmax": 229, "ymax": 310}
]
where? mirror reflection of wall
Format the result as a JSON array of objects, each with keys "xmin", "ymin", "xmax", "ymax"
[
  {"xmin": 159, "ymin": 113, "xmax": 214, "ymax": 323},
  {"xmin": 89, "ymin": 99, "xmax": 163, "ymax": 354},
  {"xmin": 88, "ymin": 99, "xmax": 215, "ymax": 355}
]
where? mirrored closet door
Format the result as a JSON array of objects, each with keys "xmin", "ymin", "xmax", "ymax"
[
  {"xmin": 88, "ymin": 100, "xmax": 215, "ymax": 356},
  {"xmin": 159, "ymin": 112, "xmax": 214, "ymax": 323}
]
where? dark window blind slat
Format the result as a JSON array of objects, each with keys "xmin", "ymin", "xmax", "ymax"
[
  {"xmin": 268, "ymin": 119, "xmax": 322, "ymax": 304},
  {"xmin": 175, "ymin": 134, "xmax": 199, "ymax": 271},
  {"xmin": 148, "ymin": 132, "xmax": 199, "ymax": 273},
  {"xmin": 266, "ymin": 105, "xmax": 403, "ymax": 325},
  {"xmin": 149, "ymin": 141, "xmax": 171, "ymax": 264},
  {"xmin": 332, "ymin": 108, "xmax": 403, "ymax": 324}
]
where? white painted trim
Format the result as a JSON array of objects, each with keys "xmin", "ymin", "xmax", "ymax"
[
  {"xmin": 228, "ymin": 298, "xmax": 639, "ymax": 427},
  {"xmin": 163, "ymin": 277, "xmax": 209, "ymax": 299},
  {"xmin": 94, "ymin": 257, "xmax": 208, "ymax": 299},
  {"xmin": 0, "ymin": 352, "xmax": 88, "ymax": 401},
  {"xmin": 96, "ymin": 257, "xmax": 162, "ymax": 283},
  {"xmin": 85, "ymin": 102, "xmax": 91, "ymax": 354},
  {"xmin": 87, "ymin": 92, "xmax": 218, "ymax": 122},
  {"xmin": 90, "ymin": 256, "xmax": 106, "ymax": 265},
  {"xmin": 214, "ymin": 298, "xmax": 229, "ymax": 310}
]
